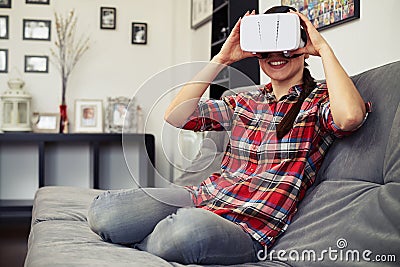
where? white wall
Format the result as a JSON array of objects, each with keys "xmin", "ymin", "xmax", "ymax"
[{"xmin": 259, "ymin": 0, "xmax": 400, "ymax": 82}]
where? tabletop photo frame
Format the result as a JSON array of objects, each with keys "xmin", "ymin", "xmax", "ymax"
[
  {"xmin": 281, "ymin": 0, "xmax": 360, "ymax": 31},
  {"xmin": 32, "ymin": 112, "xmax": 60, "ymax": 133},
  {"xmin": 105, "ymin": 97, "xmax": 136, "ymax": 133},
  {"xmin": 74, "ymin": 99, "xmax": 103, "ymax": 133}
]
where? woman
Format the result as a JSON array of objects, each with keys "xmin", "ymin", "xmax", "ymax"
[{"xmin": 88, "ymin": 6, "xmax": 369, "ymax": 265}]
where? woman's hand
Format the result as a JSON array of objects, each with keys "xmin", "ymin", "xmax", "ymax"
[
  {"xmin": 213, "ymin": 10, "xmax": 256, "ymax": 65},
  {"xmin": 290, "ymin": 10, "xmax": 332, "ymax": 57}
]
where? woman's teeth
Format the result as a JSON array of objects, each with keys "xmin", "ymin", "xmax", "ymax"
[{"xmin": 269, "ymin": 61, "xmax": 287, "ymax": 66}]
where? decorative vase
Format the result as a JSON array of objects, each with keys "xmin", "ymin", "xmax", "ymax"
[{"xmin": 59, "ymin": 104, "xmax": 69, "ymax": 133}]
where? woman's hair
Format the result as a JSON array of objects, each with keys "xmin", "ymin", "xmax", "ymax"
[
  {"xmin": 276, "ymin": 65, "xmax": 316, "ymax": 139},
  {"xmin": 263, "ymin": 6, "xmax": 317, "ymax": 139}
]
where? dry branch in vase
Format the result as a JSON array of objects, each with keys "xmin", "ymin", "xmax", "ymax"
[{"xmin": 51, "ymin": 9, "xmax": 90, "ymax": 105}]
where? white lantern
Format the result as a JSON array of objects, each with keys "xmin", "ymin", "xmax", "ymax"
[{"xmin": 1, "ymin": 79, "xmax": 32, "ymax": 132}]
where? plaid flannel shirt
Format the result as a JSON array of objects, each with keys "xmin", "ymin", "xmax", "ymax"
[{"xmin": 182, "ymin": 83, "xmax": 371, "ymax": 247}]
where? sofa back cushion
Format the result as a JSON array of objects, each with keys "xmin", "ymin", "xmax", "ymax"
[{"xmin": 318, "ymin": 61, "xmax": 400, "ymax": 185}]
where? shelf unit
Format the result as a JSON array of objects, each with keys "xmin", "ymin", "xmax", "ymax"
[
  {"xmin": 0, "ymin": 133, "xmax": 155, "ymax": 221},
  {"xmin": 210, "ymin": 0, "xmax": 260, "ymax": 99}
]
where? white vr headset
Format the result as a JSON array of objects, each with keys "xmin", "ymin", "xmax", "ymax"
[{"xmin": 240, "ymin": 13, "xmax": 306, "ymax": 55}]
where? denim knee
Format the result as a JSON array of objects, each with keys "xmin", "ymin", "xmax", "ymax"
[
  {"xmin": 87, "ymin": 191, "xmax": 115, "ymax": 242},
  {"xmin": 138, "ymin": 208, "xmax": 259, "ymax": 264}
]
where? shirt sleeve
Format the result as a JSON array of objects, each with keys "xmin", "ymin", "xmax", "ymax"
[
  {"xmin": 182, "ymin": 94, "xmax": 236, "ymax": 132},
  {"xmin": 319, "ymin": 96, "xmax": 372, "ymax": 138}
]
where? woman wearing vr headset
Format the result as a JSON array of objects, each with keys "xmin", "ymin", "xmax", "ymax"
[{"xmin": 88, "ymin": 6, "xmax": 370, "ymax": 265}]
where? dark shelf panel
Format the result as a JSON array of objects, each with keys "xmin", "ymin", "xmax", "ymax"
[
  {"xmin": 0, "ymin": 199, "xmax": 33, "ymax": 208},
  {"xmin": 213, "ymin": 1, "xmax": 228, "ymax": 14},
  {"xmin": 211, "ymin": 37, "xmax": 227, "ymax": 47},
  {"xmin": 0, "ymin": 132, "xmax": 151, "ymax": 142},
  {"xmin": 210, "ymin": 0, "xmax": 260, "ymax": 99}
]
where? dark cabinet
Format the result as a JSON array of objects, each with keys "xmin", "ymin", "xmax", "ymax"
[
  {"xmin": 0, "ymin": 133, "xmax": 155, "ymax": 220},
  {"xmin": 210, "ymin": 0, "xmax": 260, "ymax": 99}
]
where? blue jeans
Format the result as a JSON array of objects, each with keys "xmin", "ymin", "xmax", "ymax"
[{"xmin": 87, "ymin": 187, "xmax": 262, "ymax": 265}]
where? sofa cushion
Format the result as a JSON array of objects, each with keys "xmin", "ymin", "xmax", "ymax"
[
  {"xmin": 318, "ymin": 61, "xmax": 400, "ymax": 184},
  {"xmin": 26, "ymin": 220, "xmax": 174, "ymax": 267},
  {"xmin": 31, "ymin": 186, "xmax": 103, "ymax": 226}
]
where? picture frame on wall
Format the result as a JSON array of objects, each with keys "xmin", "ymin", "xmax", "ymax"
[
  {"xmin": 26, "ymin": 0, "xmax": 50, "ymax": 4},
  {"xmin": 105, "ymin": 97, "xmax": 136, "ymax": 133},
  {"xmin": 24, "ymin": 55, "xmax": 49, "ymax": 73},
  {"xmin": 132, "ymin": 22, "xmax": 147, "ymax": 44},
  {"xmin": 100, "ymin": 7, "xmax": 116, "ymax": 30},
  {"xmin": 0, "ymin": 48, "xmax": 8, "ymax": 73},
  {"xmin": 23, "ymin": 19, "xmax": 51, "ymax": 41},
  {"xmin": 32, "ymin": 113, "xmax": 60, "ymax": 133},
  {"xmin": 281, "ymin": 0, "xmax": 360, "ymax": 31},
  {"xmin": 0, "ymin": 0, "xmax": 11, "ymax": 8},
  {"xmin": 191, "ymin": 0, "xmax": 212, "ymax": 29},
  {"xmin": 0, "ymin": 15, "xmax": 8, "ymax": 39},
  {"xmin": 74, "ymin": 99, "xmax": 103, "ymax": 133}
]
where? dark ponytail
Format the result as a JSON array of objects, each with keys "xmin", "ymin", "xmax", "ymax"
[{"xmin": 276, "ymin": 64, "xmax": 316, "ymax": 139}]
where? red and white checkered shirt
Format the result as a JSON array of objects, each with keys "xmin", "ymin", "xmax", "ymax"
[{"xmin": 182, "ymin": 83, "xmax": 370, "ymax": 247}]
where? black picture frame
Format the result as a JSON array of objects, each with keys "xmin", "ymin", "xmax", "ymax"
[
  {"xmin": 26, "ymin": 0, "xmax": 50, "ymax": 4},
  {"xmin": 0, "ymin": 0, "xmax": 11, "ymax": 8},
  {"xmin": 24, "ymin": 55, "xmax": 49, "ymax": 73},
  {"xmin": 132, "ymin": 22, "xmax": 147, "ymax": 45},
  {"xmin": 0, "ymin": 48, "xmax": 8, "ymax": 73},
  {"xmin": 281, "ymin": 0, "xmax": 360, "ymax": 31},
  {"xmin": 23, "ymin": 19, "xmax": 51, "ymax": 41},
  {"xmin": 0, "ymin": 15, "xmax": 9, "ymax": 39},
  {"xmin": 100, "ymin": 7, "xmax": 116, "ymax": 30}
]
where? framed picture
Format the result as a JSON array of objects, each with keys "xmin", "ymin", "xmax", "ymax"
[
  {"xmin": 74, "ymin": 99, "xmax": 103, "ymax": 133},
  {"xmin": 191, "ymin": 0, "xmax": 212, "ymax": 29},
  {"xmin": 26, "ymin": 0, "xmax": 50, "ymax": 4},
  {"xmin": 24, "ymin": 55, "xmax": 48, "ymax": 73},
  {"xmin": 0, "ymin": 48, "xmax": 8, "ymax": 73},
  {"xmin": 100, "ymin": 7, "xmax": 116, "ymax": 30},
  {"xmin": 281, "ymin": 0, "xmax": 360, "ymax": 31},
  {"xmin": 132, "ymin": 22, "xmax": 147, "ymax": 44},
  {"xmin": 23, "ymin": 19, "xmax": 51, "ymax": 41},
  {"xmin": 32, "ymin": 113, "xmax": 60, "ymax": 133},
  {"xmin": 0, "ymin": 0, "xmax": 11, "ymax": 8},
  {"xmin": 105, "ymin": 97, "xmax": 136, "ymax": 133},
  {"xmin": 0, "ymin": 15, "xmax": 8, "ymax": 39}
]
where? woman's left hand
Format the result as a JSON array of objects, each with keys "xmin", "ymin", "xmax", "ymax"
[{"xmin": 290, "ymin": 10, "xmax": 331, "ymax": 57}]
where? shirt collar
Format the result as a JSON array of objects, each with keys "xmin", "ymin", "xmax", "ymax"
[{"xmin": 262, "ymin": 83, "xmax": 303, "ymax": 101}]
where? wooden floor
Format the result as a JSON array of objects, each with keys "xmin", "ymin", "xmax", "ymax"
[{"xmin": 0, "ymin": 221, "xmax": 30, "ymax": 267}]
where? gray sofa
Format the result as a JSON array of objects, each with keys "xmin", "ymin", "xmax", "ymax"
[{"xmin": 25, "ymin": 61, "xmax": 400, "ymax": 266}]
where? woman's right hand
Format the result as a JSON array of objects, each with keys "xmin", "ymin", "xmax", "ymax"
[{"xmin": 213, "ymin": 10, "xmax": 256, "ymax": 65}]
